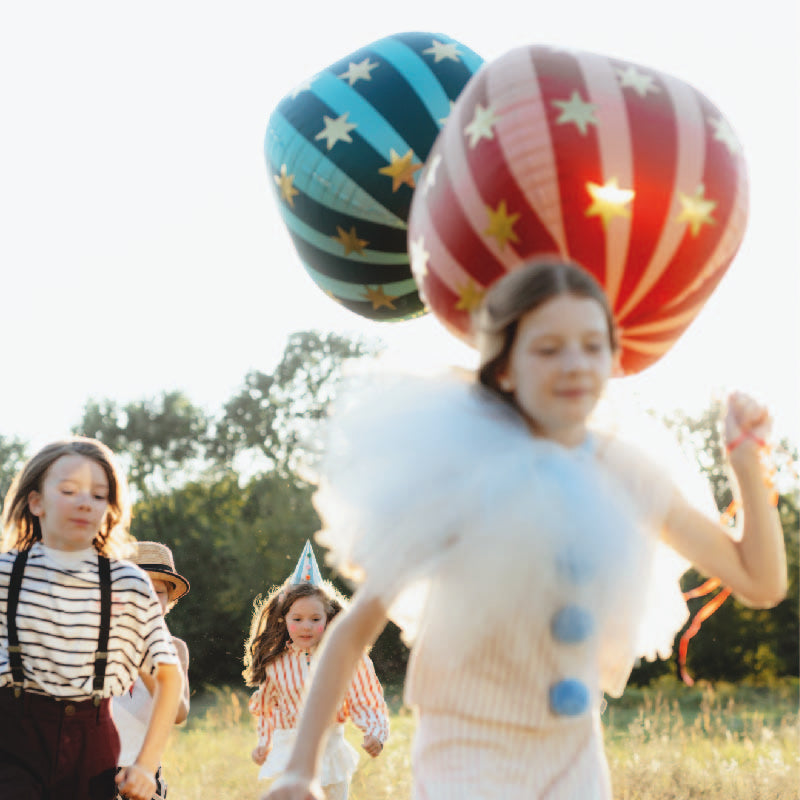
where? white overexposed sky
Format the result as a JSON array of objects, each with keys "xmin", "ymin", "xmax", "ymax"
[{"xmin": 0, "ymin": 0, "xmax": 798, "ymax": 453}]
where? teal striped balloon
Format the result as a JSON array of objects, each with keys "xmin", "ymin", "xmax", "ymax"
[{"xmin": 265, "ymin": 31, "xmax": 483, "ymax": 321}]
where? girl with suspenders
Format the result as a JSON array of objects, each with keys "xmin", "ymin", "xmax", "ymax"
[{"xmin": 0, "ymin": 438, "xmax": 182, "ymax": 800}]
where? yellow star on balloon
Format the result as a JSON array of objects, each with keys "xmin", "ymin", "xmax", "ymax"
[
  {"xmin": 585, "ymin": 178, "xmax": 635, "ymax": 228},
  {"xmin": 362, "ymin": 285, "xmax": 398, "ymax": 310},
  {"xmin": 484, "ymin": 200, "xmax": 521, "ymax": 249},
  {"xmin": 465, "ymin": 103, "xmax": 500, "ymax": 148},
  {"xmin": 379, "ymin": 148, "xmax": 422, "ymax": 192},
  {"xmin": 455, "ymin": 279, "xmax": 485, "ymax": 312},
  {"xmin": 552, "ymin": 91, "xmax": 598, "ymax": 135},
  {"xmin": 333, "ymin": 225, "xmax": 368, "ymax": 256},
  {"xmin": 315, "ymin": 112, "xmax": 357, "ymax": 150},
  {"xmin": 676, "ymin": 185, "xmax": 717, "ymax": 236},
  {"xmin": 274, "ymin": 164, "xmax": 299, "ymax": 208}
]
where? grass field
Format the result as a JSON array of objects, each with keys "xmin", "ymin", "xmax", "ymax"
[{"xmin": 161, "ymin": 678, "xmax": 799, "ymax": 799}]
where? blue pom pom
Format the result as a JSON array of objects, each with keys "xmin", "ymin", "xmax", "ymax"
[
  {"xmin": 549, "ymin": 679, "xmax": 590, "ymax": 716},
  {"xmin": 551, "ymin": 606, "xmax": 595, "ymax": 643},
  {"xmin": 554, "ymin": 548, "xmax": 597, "ymax": 584}
]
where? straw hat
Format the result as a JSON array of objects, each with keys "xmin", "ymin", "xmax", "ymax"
[{"xmin": 134, "ymin": 541, "xmax": 190, "ymax": 603}]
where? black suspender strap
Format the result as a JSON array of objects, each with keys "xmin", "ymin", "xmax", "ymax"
[
  {"xmin": 92, "ymin": 555, "xmax": 112, "ymax": 704},
  {"xmin": 6, "ymin": 549, "xmax": 29, "ymax": 696},
  {"xmin": 5, "ymin": 550, "xmax": 112, "ymax": 704}
]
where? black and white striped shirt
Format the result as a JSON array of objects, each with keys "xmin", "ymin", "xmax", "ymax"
[{"xmin": 0, "ymin": 543, "xmax": 178, "ymax": 700}]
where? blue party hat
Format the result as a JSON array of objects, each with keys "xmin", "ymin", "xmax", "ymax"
[{"xmin": 289, "ymin": 540, "xmax": 323, "ymax": 586}]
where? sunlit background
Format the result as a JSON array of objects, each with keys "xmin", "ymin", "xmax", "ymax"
[{"xmin": 1, "ymin": 0, "xmax": 797, "ymax": 450}]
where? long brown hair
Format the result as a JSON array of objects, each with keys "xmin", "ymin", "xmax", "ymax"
[
  {"xmin": 1, "ymin": 437, "xmax": 133, "ymax": 557},
  {"xmin": 242, "ymin": 581, "xmax": 346, "ymax": 687},
  {"xmin": 475, "ymin": 260, "xmax": 617, "ymax": 403}
]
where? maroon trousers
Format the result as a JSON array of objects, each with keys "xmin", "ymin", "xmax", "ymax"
[{"xmin": 0, "ymin": 687, "xmax": 120, "ymax": 800}]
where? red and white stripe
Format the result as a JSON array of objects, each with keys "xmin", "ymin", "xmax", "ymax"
[
  {"xmin": 248, "ymin": 647, "xmax": 389, "ymax": 753},
  {"xmin": 409, "ymin": 44, "xmax": 748, "ymax": 374}
]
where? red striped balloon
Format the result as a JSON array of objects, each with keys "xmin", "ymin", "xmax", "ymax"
[{"xmin": 408, "ymin": 45, "xmax": 749, "ymax": 374}]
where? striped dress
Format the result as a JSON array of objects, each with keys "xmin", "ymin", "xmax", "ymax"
[
  {"xmin": 314, "ymin": 374, "xmax": 706, "ymax": 799},
  {"xmin": 248, "ymin": 643, "xmax": 389, "ymax": 784},
  {"xmin": 0, "ymin": 543, "xmax": 178, "ymax": 699}
]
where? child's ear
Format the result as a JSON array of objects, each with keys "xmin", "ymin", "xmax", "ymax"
[
  {"xmin": 495, "ymin": 364, "xmax": 514, "ymax": 393},
  {"xmin": 28, "ymin": 490, "xmax": 43, "ymax": 517},
  {"xmin": 611, "ymin": 349, "xmax": 625, "ymax": 378}
]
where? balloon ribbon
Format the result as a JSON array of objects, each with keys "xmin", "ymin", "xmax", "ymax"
[{"xmin": 679, "ymin": 441, "xmax": 783, "ymax": 686}]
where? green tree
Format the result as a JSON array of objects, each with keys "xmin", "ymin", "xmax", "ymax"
[
  {"xmin": 677, "ymin": 488, "xmax": 799, "ymax": 683},
  {"xmin": 66, "ymin": 330, "xmax": 400, "ymax": 686},
  {"xmin": 75, "ymin": 392, "xmax": 210, "ymax": 497},
  {"xmin": 135, "ymin": 467, "xmax": 410, "ymax": 688},
  {"xmin": 209, "ymin": 331, "xmax": 376, "ymax": 477},
  {"xmin": 134, "ymin": 471, "xmax": 323, "ymax": 686},
  {"xmin": 629, "ymin": 405, "xmax": 799, "ymax": 685},
  {"xmin": 0, "ymin": 435, "xmax": 28, "ymax": 510}
]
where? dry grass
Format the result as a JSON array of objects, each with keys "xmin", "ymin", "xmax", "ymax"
[
  {"xmin": 604, "ymin": 680, "xmax": 799, "ymax": 799},
  {"xmin": 161, "ymin": 680, "xmax": 799, "ymax": 799}
]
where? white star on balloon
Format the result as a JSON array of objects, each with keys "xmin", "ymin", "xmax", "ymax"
[
  {"xmin": 464, "ymin": 103, "xmax": 500, "ymax": 148},
  {"xmin": 616, "ymin": 66, "xmax": 660, "ymax": 97},
  {"xmin": 338, "ymin": 58, "xmax": 379, "ymax": 86},
  {"xmin": 708, "ymin": 115, "xmax": 741, "ymax": 156},
  {"xmin": 552, "ymin": 91, "xmax": 598, "ymax": 135},
  {"xmin": 314, "ymin": 112, "xmax": 357, "ymax": 150},
  {"xmin": 423, "ymin": 40, "xmax": 461, "ymax": 63},
  {"xmin": 410, "ymin": 236, "xmax": 431, "ymax": 278},
  {"xmin": 421, "ymin": 154, "xmax": 442, "ymax": 196}
]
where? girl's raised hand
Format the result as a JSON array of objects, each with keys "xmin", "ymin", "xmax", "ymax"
[
  {"xmin": 259, "ymin": 772, "xmax": 324, "ymax": 800},
  {"xmin": 725, "ymin": 392, "xmax": 771, "ymax": 454}
]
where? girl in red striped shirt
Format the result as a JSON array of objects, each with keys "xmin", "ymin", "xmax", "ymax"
[{"xmin": 244, "ymin": 545, "xmax": 389, "ymax": 800}]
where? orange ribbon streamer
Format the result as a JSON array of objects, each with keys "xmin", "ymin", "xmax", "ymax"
[
  {"xmin": 678, "ymin": 583, "xmax": 732, "ymax": 686},
  {"xmin": 678, "ymin": 439, "xmax": 782, "ymax": 686}
]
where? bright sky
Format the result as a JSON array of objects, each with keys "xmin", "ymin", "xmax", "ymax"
[{"xmin": 1, "ymin": 0, "xmax": 798, "ymax": 453}]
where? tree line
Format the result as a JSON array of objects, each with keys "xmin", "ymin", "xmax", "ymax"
[{"xmin": 0, "ymin": 330, "xmax": 797, "ymax": 690}]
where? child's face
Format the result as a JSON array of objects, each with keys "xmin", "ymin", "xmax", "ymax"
[
  {"xmin": 497, "ymin": 293, "xmax": 613, "ymax": 446},
  {"xmin": 286, "ymin": 595, "xmax": 328, "ymax": 650},
  {"xmin": 27, "ymin": 454, "xmax": 109, "ymax": 551},
  {"xmin": 149, "ymin": 577, "xmax": 171, "ymax": 615}
]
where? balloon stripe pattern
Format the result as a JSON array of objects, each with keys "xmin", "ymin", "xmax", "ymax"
[
  {"xmin": 266, "ymin": 32, "xmax": 483, "ymax": 321},
  {"xmin": 409, "ymin": 45, "xmax": 749, "ymax": 372}
]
